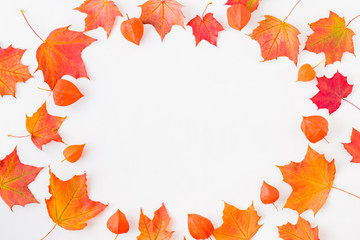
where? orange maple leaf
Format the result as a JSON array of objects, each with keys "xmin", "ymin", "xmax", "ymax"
[
  {"xmin": 278, "ymin": 217, "xmax": 319, "ymax": 240},
  {"xmin": 36, "ymin": 26, "xmax": 96, "ymax": 89},
  {"xmin": 139, "ymin": 0, "xmax": 185, "ymax": 41},
  {"xmin": 278, "ymin": 146, "xmax": 336, "ymax": 215},
  {"xmin": 250, "ymin": 15, "xmax": 300, "ymax": 64},
  {"xmin": 0, "ymin": 46, "xmax": 32, "ymax": 97},
  {"xmin": 225, "ymin": 0, "xmax": 261, "ymax": 12},
  {"xmin": 343, "ymin": 128, "xmax": 360, "ymax": 163},
  {"xmin": 187, "ymin": 3, "xmax": 224, "ymax": 47},
  {"xmin": 137, "ymin": 203, "xmax": 174, "ymax": 240},
  {"xmin": 44, "ymin": 170, "xmax": 107, "ymax": 234},
  {"xmin": 213, "ymin": 202, "xmax": 262, "ymax": 240},
  {"xmin": 26, "ymin": 103, "xmax": 66, "ymax": 150},
  {"xmin": 75, "ymin": 0, "xmax": 123, "ymax": 38},
  {"xmin": 0, "ymin": 147, "xmax": 43, "ymax": 210},
  {"xmin": 305, "ymin": 11, "xmax": 355, "ymax": 65}
]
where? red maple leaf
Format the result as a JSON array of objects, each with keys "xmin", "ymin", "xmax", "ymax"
[{"xmin": 343, "ymin": 128, "xmax": 360, "ymax": 163}]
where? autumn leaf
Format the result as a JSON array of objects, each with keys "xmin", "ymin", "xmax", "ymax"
[
  {"xmin": 138, "ymin": 203, "xmax": 174, "ymax": 240},
  {"xmin": 278, "ymin": 146, "xmax": 335, "ymax": 215},
  {"xmin": 187, "ymin": 214, "xmax": 214, "ymax": 239},
  {"xmin": 343, "ymin": 128, "xmax": 360, "ymax": 163},
  {"xmin": 278, "ymin": 217, "xmax": 319, "ymax": 240},
  {"xmin": 225, "ymin": 0, "xmax": 261, "ymax": 12},
  {"xmin": 107, "ymin": 209, "xmax": 130, "ymax": 237},
  {"xmin": 305, "ymin": 11, "xmax": 355, "ymax": 65},
  {"xmin": 26, "ymin": 103, "xmax": 66, "ymax": 150},
  {"xmin": 75, "ymin": 0, "xmax": 123, "ymax": 38},
  {"xmin": 260, "ymin": 181, "xmax": 279, "ymax": 205},
  {"xmin": 250, "ymin": 15, "xmax": 300, "ymax": 64},
  {"xmin": 297, "ymin": 64, "xmax": 316, "ymax": 82},
  {"xmin": 213, "ymin": 202, "xmax": 262, "ymax": 240},
  {"xmin": 52, "ymin": 79, "xmax": 84, "ymax": 106},
  {"xmin": 301, "ymin": 115, "xmax": 328, "ymax": 143},
  {"xmin": 311, "ymin": 71, "xmax": 353, "ymax": 114},
  {"xmin": 45, "ymin": 170, "xmax": 107, "ymax": 232},
  {"xmin": 227, "ymin": 4, "xmax": 251, "ymax": 31},
  {"xmin": 187, "ymin": 3, "xmax": 224, "ymax": 46},
  {"xmin": 121, "ymin": 15, "xmax": 144, "ymax": 45},
  {"xmin": 0, "ymin": 46, "xmax": 32, "ymax": 97},
  {"xmin": 36, "ymin": 26, "xmax": 96, "ymax": 89},
  {"xmin": 139, "ymin": 0, "xmax": 185, "ymax": 41},
  {"xmin": 62, "ymin": 144, "xmax": 86, "ymax": 163},
  {"xmin": 0, "ymin": 147, "xmax": 43, "ymax": 210}
]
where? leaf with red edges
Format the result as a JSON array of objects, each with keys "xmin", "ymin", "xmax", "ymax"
[
  {"xmin": 75, "ymin": 0, "xmax": 123, "ymax": 37},
  {"xmin": 311, "ymin": 71, "xmax": 353, "ymax": 114},
  {"xmin": 0, "ymin": 148, "xmax": 43, "ymax": 210}
]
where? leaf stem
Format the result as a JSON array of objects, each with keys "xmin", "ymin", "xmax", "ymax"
[
  {"xmin": 38, "ymin": 87, "xmax": 52, "ymax": 92},
  {"xmin": 202, "ymin": 2, "xmax": 213, "ymax": 18},
  {"xmin": 40, "ymin": 224, "xmax": 57, "ymax": 240},
  {"xmin": 323, "ymin": 137, "xmax": 330, "ymax": 144},
  {"xmin": 332, "ymin": 186, "xmax": 360, "ymax": 200},
  {"xmin": 126, "ymin": 13, "xmax": 130, "ymax": 20},
  {"xmin": 114, "ymin": 234, "xmax": 119, "ymax": 240},
  {"xmin": 343, "ymin": 98, "xmax": 360, "ymax": 111},
  {"xmin": 313, "ymin": 59, "xmax": 325, "ymax": 69},
  {"xmin": 283, "ymin": 0, "xmax": 302, "ymax": 22},
  {"xmin": 347, "ymin": 14, "xmax": 360, "ymax": 27},
  {"xmin": 8, "ymin": 134, "xmax": 30, "ymax": 138},
  {"xmin": 20, "ymin": 10, "xmax": 44, "ymax": 42},
  {"xmin": 272, "ymin": 203, "xmax": 279, "ymax": 211}
]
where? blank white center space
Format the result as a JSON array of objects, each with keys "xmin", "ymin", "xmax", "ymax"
[{"xmin": 1, "ymin": 0, "xmax": 360, "ymax": 239}]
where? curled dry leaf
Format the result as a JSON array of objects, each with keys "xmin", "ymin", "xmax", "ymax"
[
  {"xmin": 26, "ymin": 103, "xmax": 66, "ymax": 150},
  {"xmin": 278, "ymin": 217, "xmax": 319, "ymax": 240},
  {"xmin": 107, "ymin": 209, "xmax": 130, "ymax": 236},
  {"xmin": 311, "ymin": 71, "xmax": 353, "ymax": 114},
  {"xmin": 187, "ymin": 214, "xmax": 214, "ymax": 240},
  {"xmin": 213, "ymin": 202, "xmax": 262, "ymax": 240},
  {"xmin": 227, "ymin": 4, "xmax": 251, "ymax": 31},
  {"xmin": 121, "ymin": 15, "xmax": 144, "ymax": 45},
  {"xmin": 250, "ymin": 15, "xmax": 300, "ymax": 64},
  {"xmin": 53, "ymin": 79, "xmax": 84, "ymax": 106},
  {"xmin": 138, "ymin": 203, "xmax": 174, "ymax": 240},
  {"xmin": 45, "ymin": 170, "xmax": 107, "ymax": 231},
  {"xmin": 139, "ymin": 0, "xmax": 185, "ymax": 41},
  {"xmin": 278, "ymin": 146, "xmax": 335, "ymax": 215},
  {"xmin": 343, "ymin": 128, "xmax": 360, "ymax": 163},
  {"xmin": 225, "ymin": 0, "xmax": 261, "ymax": 12},
  {"xmin": 305, "ymin": 11, "xmax": 355, "ymax": 65},
  {"xmin": 0, "ymin": 46, "xmax": 32, "ymax": 97},
  {"xmin": 0, "ymin": 147, "xmax": 43, "ymax": 210},
  {"xmin": 36, "ymin": 27, "xmax": 96, "ymax": 89},
  {"xmin": 75, "ymin": 0, "xmax": 123, "ymax": 38},
  {"xmin": 301, "ymin": 115, "xmax": 328, "ymax": 143},
  {"xmin": 63, "ymin": 144, "xmax": 86, "ymax": 163},
  {"xmin": 260, "ymin": 181, "xmax": 279, "ymax": 205},
  {"xmin": 297, "ymin": 64, "xmax": 316, "ymax": 82},
  {"xmin": 187, "ymin": 4, "xmax": 224, "ymax": 46}
]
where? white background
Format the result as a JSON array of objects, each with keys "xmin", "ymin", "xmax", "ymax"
[{"xmin": 1, "ymin": 0, "xmax": 360, "ymax": 239}]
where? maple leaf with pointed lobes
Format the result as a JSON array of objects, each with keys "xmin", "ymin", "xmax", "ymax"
[
  {"xmin": 26, "ymin": 103, "xmax": 66, "ymax": 150},
  {"xmin": 278, "ymin": 217, "xmax": 319, "ymax": 240},
  {"xmin": 311, "ymin": 71, "xmax": 353, "ymax": 114},
  {"xmin": 139, "ymin": 0, "xmax": 185, "ymax": 41},
  {"xmin": 75, "ymin": 0, "xmax": 123, "ymax": 38},
  {"xmin": 137, "ymin": 203, "xmax": 174, "ymax": 240},
  {"xmin": 0, "ymin": 46, "xmax": 32, "ymax": 97},
  {"xmin": 0, "ymin": 148, "xmax": 43, "ymax": 210},
  {"xmin": 187, "ymin": 3, "xmax": 224, "ymax": 47},
  {"xmin": 188, "ymin": 214, "xmax": 214, "ymax": 239},
  {"xmin": 305, "ymin": 11, "xmax": 355, "ymax": 65},
  {"xmin": 250, "ymin": 15, "xmax": 300, "ymax": 64},
  {"xmin": 343, "ymin": 128, "xmax": 360, "ymax": 163},
  {"xmin": 213, "ymin": 202, "xmax": 262, "ymax": 240},
  {"xmin": 278, "ymin": 146, "xmax": 336, "ymax": 215},
  {"xmin": 36, "ymin": 26, "xmax": 96, "ymax": 89},
  {"xmin": 225, "ymin": 0, "xmax": 261, "ymax": 12},
  {"xmin": 45, "ymin": 170, "xmax": 107, "ymax": 230}
]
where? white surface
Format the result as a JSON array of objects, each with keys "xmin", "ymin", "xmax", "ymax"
[{"xmin": 1, "ymin": 0, "xmax": 360, "ymax": 239}]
